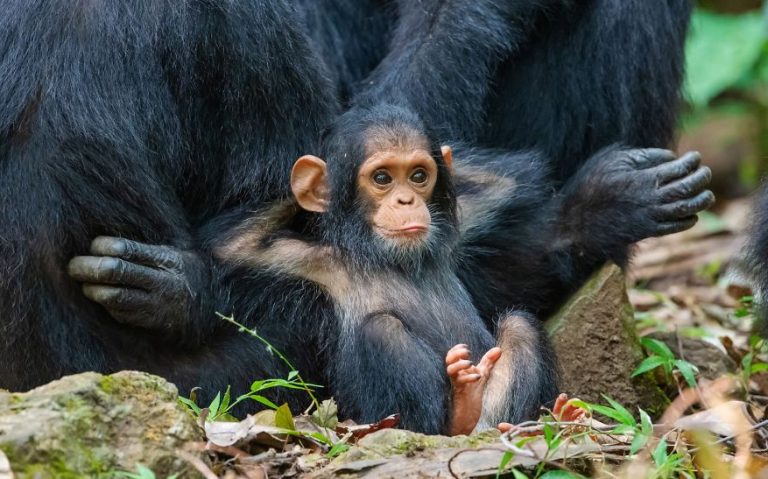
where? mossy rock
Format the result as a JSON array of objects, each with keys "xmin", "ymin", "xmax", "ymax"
[
  {"xmin": 0, "ymin": 371, "xmax": 202, "ymax": 478},
  {"xmin": 545, "ymin": 263, "xmax": 670, "ymax": 417}
]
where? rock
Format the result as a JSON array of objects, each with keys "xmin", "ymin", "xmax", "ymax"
[
  {"xmin": 545, "ymin": 264, "xmax": 669, "ymax": 417},
  {"xmin": 0, "ymin": 371, "xmax": 202, "ymax": 478},
  {"xmin": 309, "ymin": 429, "xmax": 508, "ymax": 478}
]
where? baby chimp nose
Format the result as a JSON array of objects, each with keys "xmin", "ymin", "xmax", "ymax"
[{"xmin": 397, "ymin": 194, "xmax": 415, "ymax": 205}]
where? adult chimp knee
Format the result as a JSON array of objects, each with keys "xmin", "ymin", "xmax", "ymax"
[{"xmin": 0, "ymin": 0, "xmax": 336, "ymax": 406}]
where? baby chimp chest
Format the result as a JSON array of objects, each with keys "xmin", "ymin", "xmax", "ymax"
[{"xmin": 334, "ymin": 272, "xmax": 495, "ymax": 353}]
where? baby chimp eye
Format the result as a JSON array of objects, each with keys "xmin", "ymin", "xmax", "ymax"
[
  {"xmin": 373, "ymin": 170, "xmax": 392, "ymax": 186},
  {"xmin": 410, "ymin": 169, "xmax": 428, "ymax": 184}
]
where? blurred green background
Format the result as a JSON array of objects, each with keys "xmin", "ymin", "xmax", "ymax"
[{"xmin": 681, "ymin": 0, "xmax": 768, "ymax": 197}]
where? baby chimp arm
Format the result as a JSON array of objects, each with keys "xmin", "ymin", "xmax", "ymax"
[{"xmin": 456, "ymin": 146, "xmax": 714, "ymax": 320}]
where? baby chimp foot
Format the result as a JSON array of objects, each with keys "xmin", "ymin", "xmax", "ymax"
[{"xmin": 445, "ymin": 344, "xmax": 502, "ymax": 436}]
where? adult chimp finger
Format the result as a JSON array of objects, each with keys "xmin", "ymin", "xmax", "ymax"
[
  {"xmin": 652, "ymin": 217, "xmax": 699, "ymax": 237},
  {"xmin": 81, "ymin": 284, "xmax": 150, "ymax": 310},
  {"xmin": 658, "ymin": 166, "xmax": 712, "ymax": 201},
  {"xmin": 627, "ymin": 148, "xmax": 676, "ymax": 170},
  {"xmin": 90, "ymin": 236, "xmax": 181, "ymax": 269},
  {"xmin": 651, "ymin": 151, "xmax": 701, "ymax": 185},
  {"xmin": 68, "ymin": 256, "xmax": 164, "ymax": 289},
  {"xmin": 654, "ymin": 190, "xmax": 715, "ymax": 222}
]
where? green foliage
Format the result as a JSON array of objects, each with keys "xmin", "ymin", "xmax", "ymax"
[
  {"xmin": 685, "ymin": 8, "xmax": 767, "ymax": 107},
  {"xmin": 115, "ymin": 464, "xmax": 177, "ymax": 479},
  {"xmin": 633, "ymin": 337, "xmax": 699, "ymax": 388},
  {"xmin": 177, "ymin": 313, "xmax": 322, "ymax": 422}
]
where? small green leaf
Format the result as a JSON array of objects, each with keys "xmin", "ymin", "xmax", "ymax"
[
  {"xmin": 326, "ymin": 442, "xmax": 350, "ymax": 458},
  {"xmin": 177, "ymin": 397, "xmax": 201, "ymax": 415},
  {"xmin": 640, "ymin": 338, "xmax": 675, "ymax": 360},
  {"xmin": 652, "ymin": 439, "xmax": 669, "ymax": 466},
  {"xmin": 208, "ymin": 392, "xmax": 222, "ymax": 419},
  {"xmin": 639, "ymin": 409, "xmax": 653, "ymax": 436},
  {"xmin": 496, "ymin": 451, "xmax": 516, "ymax": 479},
  {"xmin": 673, "ymin": 360, "xmax": 699, "ymax": 388},
  {"xmin": 220, "ymin": 386, "xmax": 232, "ymax": 414},
  {"xmin": 584, "ymin": 403, "xmax": 633, "ymax": 426},
  {"xmin": 599, "ymin": 396, "xmax": 636, "ymax": 426},
  {"xmin": 751, "ymin": 363, "xmax": 768, "ymax": 374},
  {"xmin": 275, "ymin": 403, "xmax": 296, "ymax": 431},
  {"xmin": 629, "ymin": 429, "xmax": 650, "ymax": 455},
  {"xmin": 543, "ymin": 422, "xmax": 555, "ymax": 447},
  {"xmin": 288, "ymin": 370, "xmax": 299, "ymax": 381},
  {"xmin": 632, "ymin": 355, "xmax": 670, "ymax": 377},
  {"xmin": 539, "ymin": 471, "xmax": 587, "ymax": 479},
  {"xmin": 250, "ymin": 394, "xmax": 279, "ymax": 410},
  {"xmin": 509, "ymin": 468, "xmax": 527, "ymax": 479}
]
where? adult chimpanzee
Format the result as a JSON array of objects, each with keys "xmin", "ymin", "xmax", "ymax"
[
  {"xmin": 0, "ymin": 1, "xmax": 336, "ymax": 394},
  {"xmin": 746, "ymin": 189, "xmax": 768, "ymax": 335},
  {"xmin": 216, "ymin": 104, "xmax": 712, "ymax": 433},
  {"xmin": 298, "ymin": 0, "xmax": 697, "ymax": 317}
]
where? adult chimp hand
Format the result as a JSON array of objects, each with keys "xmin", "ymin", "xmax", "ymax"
[
  {"xmin": 561, "ymin": 148, "xmax": 714, "ymax": 246},
  {"xmin": 67, "ymin": 237, "xmax": 211, "ymax": 332}
]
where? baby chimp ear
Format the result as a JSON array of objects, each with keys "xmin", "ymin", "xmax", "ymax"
[
  {"xmin": 441, "ymin": 145, "xmax": 453, "ymax": 169},
  {"xmin": 291, "ymin": 155, "xmax": 329, "ymax": 213}
]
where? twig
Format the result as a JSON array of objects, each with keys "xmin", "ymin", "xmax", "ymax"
[{"xmin": 177, "ymin": 450, "xmax": 219, "ymax": 479}]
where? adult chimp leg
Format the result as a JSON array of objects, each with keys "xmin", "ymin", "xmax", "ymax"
[
  {"xmin": 483, "ymin": 0, "xmax": 693, "ymax": 183},
  {"xmin": 0, "ymin": 0, "xmax": 337, "ymax": 395},
  {"xmin": 313, "ymin": 0, "xmax": 575, "ymax": 141}
]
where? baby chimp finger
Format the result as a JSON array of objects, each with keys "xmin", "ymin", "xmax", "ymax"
[
  {"xmin": 68, "ymin": 256, "xmax": 165, "ymax": 289},
  {"xmin": 658, "ymin": 166, "xmax": 712, "ymax": 202},
  {"xmin": 655, "ymin": 190, "xmax": 715, "ymax": 222},
  {"xmin": 651, "ymin": 151, "xmax": 700, "ymax": 185},
  {"xmin": 90, "ymin": 236, "xmax": 182, "ymax": 270},
  {"xmin": 81, "ymin": 284, "xmax": 151, "ymax": 311}
]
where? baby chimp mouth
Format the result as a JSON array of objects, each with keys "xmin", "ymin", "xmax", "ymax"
[{"xmin": 376, "ymin": 223, "xmax": 429, "ymax": 238}]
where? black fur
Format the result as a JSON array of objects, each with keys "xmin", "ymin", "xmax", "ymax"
[
  {"xmin": 747, "ymin": 186, "xmax": 768, "ymax": 334},
  {"xmin": 0, "ymin": 1, "xmax": 336, "ymax": 399},
  {"xmin": 228, "ymin": 104, "xmax": 560, "ymax": 433},
  {"xmin": 300, "ymin": 0, "xmax": 698, "ymax": 316},
  {"xmin": 1, "ymin": 0, "xmax": 708, "ymax": 433}
]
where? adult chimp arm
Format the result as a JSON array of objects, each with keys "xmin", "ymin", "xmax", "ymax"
[
  {"xmin": 455, "ymin": 146, "xmax": 714, "ymax": 321},
  {"xmin": 65, "ymin": 1, "xmax": 338, "ymax": 344},
  {"xmin": 355, "ymin": 0, "xmax": 574, "ymax": 140}
]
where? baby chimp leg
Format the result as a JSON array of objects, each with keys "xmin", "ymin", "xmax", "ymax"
[
  {"xmin": 476, "ymin": 313, "xmax": 558, "ymax": 430},
  {"xmin": 445, "ymin": 344, "xmax": 501, "ymax": 436}
]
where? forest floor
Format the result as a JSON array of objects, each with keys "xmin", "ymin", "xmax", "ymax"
[{"xmin": 181, "ymin": 197, "xmax": 768, "ymax": 478}]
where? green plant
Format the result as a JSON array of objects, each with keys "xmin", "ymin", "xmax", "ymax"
[
  {"xmin": 685, "ymin": 8, "xmax": 768, "ymax": 108},
  {"xmin": 178, "ymin": 313, "xmax": 322, "ymax": 422},
  {"xmin": 633, "ymin": 337, "xmax": 699, "ymax": 388},
  {"xmin": 115, "ymin": 464, "xmax": 177, "ymax": 479}
]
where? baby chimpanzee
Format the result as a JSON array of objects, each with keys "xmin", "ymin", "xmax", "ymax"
[
  {"xmin": 218, "ymin": 104, "xmax": 713, "ymax": 434},
  {"xmin": 219, "ymin": 104, "xmax": 556, "ymax": 434}
]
